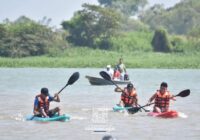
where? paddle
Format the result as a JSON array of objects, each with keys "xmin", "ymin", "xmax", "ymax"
[
  {"xmin": 57, "ymin": 72, "xmax": 80, "ymax": 95},
  {"xmin": 31, "ymin": 72, "xmax": 80, "ymax": 120},
  {"xmin": 126, "ymin": 89, "xmax": 190, "ymax": 113},
  {"xmin": 99, "ymin": 71, "xmax": 149, "ymax": 112},
  {"xmin": 99, "ymin": 71, "xmax": 121, "ymax": 88},
  {"xmin": 139, "ymin": 89, "xmax": 191, "ymax": 109},
  {"xmin": 118, "ymin": 90, "xmax": 188, "ymax": 114},
  {"xmin": 173, "ymin": 89, "xmax": 190, "ymax": 97}
]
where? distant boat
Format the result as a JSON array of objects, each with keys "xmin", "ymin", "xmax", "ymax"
[{"xmin": 85, "ymin": 75, "xmax": 131, "ymax": 85}]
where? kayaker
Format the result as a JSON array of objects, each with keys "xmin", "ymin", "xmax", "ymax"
[
  {"xmin": 33, "ymin": 87, "xmax": 61, "ymax": 118},
  {"xmin": 147, "ymin": 82, "xmax": 176, "ymax": 113},
  {"xmin": 116, "ymin": 83, "xmax": 138, "ymax": 108}
]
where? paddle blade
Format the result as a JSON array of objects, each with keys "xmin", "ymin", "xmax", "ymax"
[
  {"xmin": 127, "ymin": 107, "xmax": 141, "ymax": 114},
  {"xmin": 67, "ymin": 72, "xmax": 80, "ymax": 85},
  {"xmin": 175, "ymin": 89, "xmax": 190, "ymax": 97},
  {"xmin": 99, "ymin": 71, "xmax": 111, "ymax": 81}
]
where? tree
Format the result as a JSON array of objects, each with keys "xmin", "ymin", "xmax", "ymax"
[
  {"xmin": 0, "ymin": 16, "xmax": 67, "ymax": 57},
  {"xmin": 62, "ymin": 4, "xmax": 122, "ymax": 49},
  {"xmin": 140, "ymin": 0, "xmax": 200, "ymax": 35},
  {"xmin": 0, "ymin": 24, "xmax": 7, "ymax": 39},
  {"xmin": 151, "ymin": 28, "xmax": 171, "ymax": 52},
  {"xmin": 98, "ymin": 0, "xmax": 148, "ymax": 16}
]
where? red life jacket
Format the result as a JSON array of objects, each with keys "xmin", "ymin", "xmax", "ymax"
[
  {"xmin": 154, "ymin": 90, "xmax": 171, "ymax": 112},
  {"xmin": 121, "ymin": 88, "xmax": 136, "ymax": 106},
  {"xmin": 113, "ymin": 70, "xmax": 121, "ymax": 79},
  {"xmin": 35, "ymin": 95, "xmax": 50, "ymax": 114}
]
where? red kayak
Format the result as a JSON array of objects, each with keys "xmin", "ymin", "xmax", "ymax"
[{"xmin": 148, "ymin": 110, "xmax": 179, "ymax": 118}]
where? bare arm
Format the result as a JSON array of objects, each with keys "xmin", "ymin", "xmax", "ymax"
[
  {"xmin": 170, "ymin": 94, "xmax": 176, "ymax": 101},
  {"xmin": 133, "ymin": 94, "xmax": 138, "ymax": 107},
  {"xmin": 40, "ymin": 108, "xmax": 48, "ymax": 117},
  {"xmin": 148, "ymin": 93, "xmax": 157, "ymax": 104}
]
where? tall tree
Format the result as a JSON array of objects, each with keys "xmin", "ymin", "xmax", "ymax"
[
  {"xmin": 140, "ymin": 0, "xmax": 200, "ymax": 35},
  {"xmin": 98, "ymin": 0, "xmax": 148, "ymax": 16},
  {"xmin": 62, "ymin": 4, "xmax": 122, "ymax": 49}
]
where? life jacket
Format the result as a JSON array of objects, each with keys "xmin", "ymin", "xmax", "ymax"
[
  {"xmin": 154, "ymin": 90, "xmax": 171, "ymax": 111},
  {"xmin": 35, "ymin": 95, "xmax": 50, "ymax": 114},
  {"xmin": 121, "ymin": 88, "xmax": 136, "ymax": 106},
  {"xmin": 113, "ymin": 70, "xmax": 121, "ymax": 79}
]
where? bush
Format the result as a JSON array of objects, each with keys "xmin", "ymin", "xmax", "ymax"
[{"xmin": 151, "ymin": 28, "xmax": 171, "ymax": 52}]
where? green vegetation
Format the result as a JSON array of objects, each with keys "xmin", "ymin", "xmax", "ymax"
[
  {"xmin": 140, "ymin": 0, "xmax": 200, "ymax": 35},
  {"xmin": 0, "ymin": 16, "xmax": 68, "ymax": 57},
  {"xmin": 0, "ymin": 0, "xmax": 200, "ymax": 68},
  {"xmin": 0, "ymin": 47, "xmax": 199, "ymax": 68},
  {"xmin": 98, "ymin": 0, "xmax": 147, "ymax": 16},
  {"xmin": 151, "ymin": 28, "xmax": 171, "ymax": 52}
]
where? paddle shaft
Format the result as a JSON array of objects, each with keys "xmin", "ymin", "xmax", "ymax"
[
  {"xmin": 31, "ymin": 72, "xmax": 79, "ymax": 120},
  {"xmin": 100, "ymin": 71, "xmax": 148, "ymax": 112},
  {"xmin": 105, "ymin": 74, "xmax": 148, "ymax": 112},
  {"xmin": 58, "ymin": 84, "xmax": 68, "ymax": 95},
  {"xmin": 147, "ymin": 89, "xmax": 190, "ymax": 108}
]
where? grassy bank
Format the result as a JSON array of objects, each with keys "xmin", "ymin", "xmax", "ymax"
[{"xmin": 0, "ymin": 48, "xmax": 199, "ymax": 68}]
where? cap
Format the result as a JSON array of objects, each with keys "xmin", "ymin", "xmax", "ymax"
[
  {"xmin": 107, "ymin": 65, "xmax": 111, "ymax": 68},
  {"xmin": 41, "ymin": 88, "xmax": 49, "ymax": 96},
  {"xmin": 127, "ymin": 83, "xmax": 134, "ymax": 89},
  {"xmin": 160, "ymin": 82, "xmax": 168, "ymax": 87}
]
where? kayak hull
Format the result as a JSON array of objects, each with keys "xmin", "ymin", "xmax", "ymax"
[
  {"xmin": 113, "ymin": 105, "xmax": 139, "ymax": 114},
  {"xmin": 148, "ymin": 110, "xmax": 178, "ymax": 118},
  {"xmin": 26, "ymin": 114, "xmax": 70, "ymax": 122},
  {"xmin": 113, "ymin": 105, "xmax": 130, "ymax": 112}
]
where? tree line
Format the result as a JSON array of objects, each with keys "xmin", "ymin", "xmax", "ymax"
[{"xmin": 0, "ymin": 0, "xmax": 200, "ymax": 57}]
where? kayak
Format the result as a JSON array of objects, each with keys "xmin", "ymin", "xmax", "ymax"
[
  {"xmin": 148, "ymin": 110, "xmax": 179, "ymax": 118},
  {"xmin": 26, "ymin": 114, "xmax": 70, "ymax": 122},
  {"xmin": 113, "ymin": 105, "xmax": 141, "ymax": 114},
  {"xmin": 113, "ymin": 105, "xmax": 131, "ymax": 112}
]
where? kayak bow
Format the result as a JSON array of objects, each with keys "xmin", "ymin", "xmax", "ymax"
[{"xmin": 26, "ymin": 114, "xmax": 70, "ymax": 122}]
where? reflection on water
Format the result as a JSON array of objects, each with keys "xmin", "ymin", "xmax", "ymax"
[{"xmin": 0, "ymin": 68, "xmax": 199, "ymax": 140}]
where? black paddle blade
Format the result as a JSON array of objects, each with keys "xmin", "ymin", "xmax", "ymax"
[
  {"xmin": 99, "ymin": 71, "xmax": 111, "ymax": 81},
  {"xmin": 128, "ymin": 107, "xmax": 141, "ymax": 114},
  {"xmin": 67, "ymin": 72, "xmax": 80, "ymax": 85},
  {"xmin": 175, "ymin": 89, "xmax": 190, "ymax": 97}
]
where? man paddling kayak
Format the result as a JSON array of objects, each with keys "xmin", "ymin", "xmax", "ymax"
[
  {"xmin": 116, "ymin": 83, "xmax": 138, "ymax": 109},
  {"xmin": 33, "ymin": 88, "xmax": 61, "ymax": 118},
  {"xmin": 147, "ymin": 82, "xmax": 176, "ymax": 113}
]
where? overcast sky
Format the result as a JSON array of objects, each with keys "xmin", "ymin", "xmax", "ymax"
[{"xmin": 0, "ymin": 0, "xmax": 181, "ymax": 28}]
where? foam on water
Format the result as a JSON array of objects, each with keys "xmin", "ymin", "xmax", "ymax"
[{"xmin": 178, "ymin": 112, "xmax": 188, "ymax": 118}]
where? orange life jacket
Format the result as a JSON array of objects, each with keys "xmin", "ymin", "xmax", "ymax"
[
  {"xmin": 155, "ymin": 90, "xmax": 171, "ymax": 111},
  {"xmin": 35, "ymin": 95, "xmax": 50, "ymax": 114},
  {"xmin": 121, "ymin": 88, "xmax": 137, "ymax": 106}
]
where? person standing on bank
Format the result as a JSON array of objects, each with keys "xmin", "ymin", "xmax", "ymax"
[
  {"xmin": 33, "ymin": 87, "xmax": 61, "ymax": 118},
  {"xmin": 147, "ymin": 82, "xmax": 176, "ymax": 113}
]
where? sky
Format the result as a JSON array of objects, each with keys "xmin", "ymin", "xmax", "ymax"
[{"xmin": 0, "ymin": 0, "xmax": 181, "ymax": 28}]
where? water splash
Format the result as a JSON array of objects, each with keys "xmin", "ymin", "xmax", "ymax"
[
  {"xmin": 71, "ymin": 116, "xmax": 87, "ymax": 120},
  {"xmin": 178, "ymin": 112, "xmax": 188, "ymax": 118},
  {"xmin": 12, "ymin": 113, "xmax": 25, "ymax": 122}
]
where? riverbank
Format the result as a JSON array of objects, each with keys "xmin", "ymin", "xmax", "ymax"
[{"xmin": 0, "ymin": 48, "xmax": 199, "ymax": 68}]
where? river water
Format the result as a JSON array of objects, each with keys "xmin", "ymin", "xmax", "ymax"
[{"xmin": 0, "ymin": 68, "xmax": 199, "ymax": 140}]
